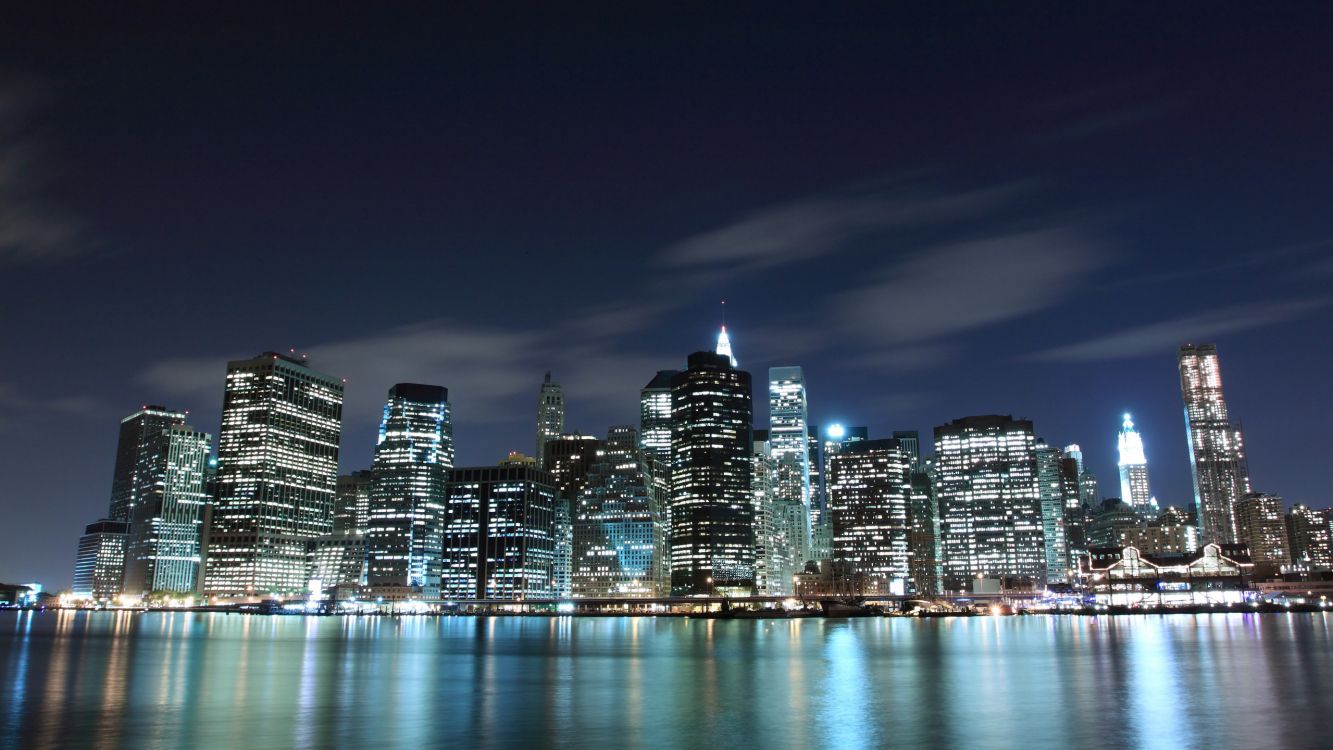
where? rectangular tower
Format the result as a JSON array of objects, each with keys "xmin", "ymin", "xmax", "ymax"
[
  {"xmin": 123, "ymin": 424, "xmax": 213, "ymax": 597},
  {"xmin": 768, "ymin": 366, "xmax": 813, "ymax": 553},
  {"xmin": 71, "ymin": 520, "xmax": 129, "ymax": 602},
  {"xmin": 1178, "ymin": 344, "xmax": 1251, "ymax": 545},
  {"xmin": 203, "ymin": 352, "xmax": 344, "ymax": 599},
  {"xmin": 442, "ymin": 464, "xmax": 557, "ymax": 600},
  {"xmin": 828, "ymin": 438, "xmax": 913, "ymax": 594}
]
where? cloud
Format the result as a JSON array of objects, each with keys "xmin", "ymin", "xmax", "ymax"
[
  {"xmin": 0, "ymin": 81, "xmax": 86, "ymax": 263},
  {"xmin": 656, "ymin": 181, "xmax": 1031, "ymax": 276},
  {"xmin": 833, "ymin": 227, "xmax": 1109, "ymax": 346},
  {"xmin": 1027, "ymin": 298, "xmax": 1331, "ymax": 362}
]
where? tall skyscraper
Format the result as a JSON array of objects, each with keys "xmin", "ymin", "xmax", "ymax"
[
  {"xmin": 71, "ymin": 519, "xmax": 129, "ymax": 602},
  {"xmin": 1035, "ymin": 439, "xmax": 1069, "ymax": 585},
  {"xmin": 768, "ymin": 366, "xmax": 812, "ymax": 554},
  {"xmin": 1059, "ymin": 455, "xmax": 1089, "ymax": 571},
  {"xmin": 442, "ymin": 463, "xmax": 557, "ymax": 600},
  {"xmin": 670, "ymin": 349, "xmax": 753, "ymax": 595},
  {"xmin": 1234, "ymin": 492, "xmax": 1289, "ymax": 567},
  {"xmin": 750, "ymin": 430, "xmax": 782, "ymax": 596},
  {"xmin": 544, "ymin": 434, "xmax": 602, "ymax": 598},
  {"xmin": 638, "ymin": 370, "xmax": 678, "ymax": 465},
  {"xmin": 571, "ymin": 426, "xmax": 668, "ymax": 597},
  {"xmin": 108, "ymin": 406, "xmax": 188, "ymax": 524},
  {"xmin": 935, "ymin": 415, "xmax": 1044, "ymax": 590},
  {"xmin": 122, "ymin": 423, "xmax": 213, "ymax": 597},
  {"xmin": 366, "ymin": 384, "xmax": 452, "ymax": 600},
  {"xmin": 907, "ymin": 463, "xmax": 941, "ymax": 595},
  {"xmin": 536, "ymin": 372, "xmax": 565, "ymax": 470},
  {"xmin": 811, "ymin": 425, "xmax": 867, "ymax": 562},
  {"xmin": 203, "ymin": 352, "xmax": 344, "ymax": 599},
  {"xmin": 1179, "ymin": 344, "xmax": 1252, "ymax": 545},
  {"xmin": 1117, "ymin": 413, "xmax": 1157, "ymax": 516},
  {"xmin": 828, "ymin": 438, "xmax": 913, "ymax": 594}
]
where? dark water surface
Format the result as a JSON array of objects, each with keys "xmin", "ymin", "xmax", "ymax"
[{"xmin": 4, "ymin": 611, "xmax": 1332, "ymax": 749}]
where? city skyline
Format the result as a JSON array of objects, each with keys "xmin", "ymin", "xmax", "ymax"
[{"xmin": 3, "ymin": 6, "xmax": 1332, "ymax": 594}]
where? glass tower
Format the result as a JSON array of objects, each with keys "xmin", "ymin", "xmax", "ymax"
[
  {"xmin": 123, "ymin": 423, "xmax": 213, "ymax": 597},
  {"xmin": 638, "ymin": 370, "xmax": 677, "ymax": 464},
  {"xmin": 768, "ymin": 366, "xmax": 812, "ymax": 558},
  {"xmin": 203, "ymin": 352, "xmax": 344, "ymax": 599},
  {"xmin": 670, "ymin": 349, "xmax": 753, "ymax": 595},
  {"xmin": 366, "ymin": 383, "xmax": 452, "ymax": 600},
  {"xmin": 1117, "ymin": 413, "xmax": 1157, "ymax": 516},
  {"xmin": 935, "ymin": 415, "xmax": 1044, "ymax": 590},
  {"xmin": 108, "ymin": 406, "xmax": 187, "ymax": 524},
  {"xmin": 1034, "ymin": 439, "xmax": 1069, "ymax": 585},
  {"xmin": 1178, "ymin": 344, "xmax": 1252, "ymax": 545}
]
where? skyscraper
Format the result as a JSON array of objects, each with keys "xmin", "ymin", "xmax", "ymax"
[
  {"xmin": 203, "ymin": 352, "xmax": 344, "ymax": 599},
  {"xmin": 1117, "ymin": 413, "xmax": 1157, "ymax": 516},
  {"xmin": 366, "ymin": 384, "xmax": 452, "ymax": 600},
  {"xmin": 935, "ymin": 415, "xmax": 1044, "ymax": 590},
  {"xmin": 1286, "ymin": 504, "xmax": 1333, "ymax": 570},
  {"xmin": 122, "ymin": 423, "xmax": 213, "ymax": 597},
  {"xmin": 536, "ymin": 372, "xmax": 565, "ymax": 470},
  {"xmin": 544, "ymin": 434, "xmax": 602, "ymax": 598},
  {"xmin": 334, "ymin": 470, "xmax": 373, "ymax": 536},
  {"xmin": 108, "ymin": 406, "xmax": 188, "ymax": 524},
  {"xmin": 571, "ymin": 426, "xmax": 668, "ymax": 597},
  {"xmin": 670, "ymin": 350, "xmax": 753, "ymax": 595},
  {"xmin": 1234, "ymin": 492, "xmax": 1289, "ymax": 567},
  {"xmin": 1179, "ymin": 344, "xmax": 1252, "ymax": 545},
  {"xmin": 71, "ymin": 519, "xmax": 129, "ymax": 602},
  {"xmin": 828, "ymin": 438, "xmax": 913, "ymax": 594},
  {"xmin": 1035, "ymin": 439, "xmax": 1069, "ymax": 585},
  {"xmin": 442, "ymin": 463, "xmax": 557, "ymax": 600},
  {"xmin": 638, "ymin": 370, "xmax": 678, "ymax": 465},
  {"xmin": 750, "ymin": 430, "xmax": 782, "ymax": 595},
  {"xmin": 768, "ymin": 366, "xmax": 812, "ymax": 554},
  {"xmin": 811, "ymin": 425, "xmax": 867, "ymax": 562}
]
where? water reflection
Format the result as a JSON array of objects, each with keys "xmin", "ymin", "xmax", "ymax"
[{"xmin": 2, "ymin": 612, "xmax": 1331, "ymax": 750}]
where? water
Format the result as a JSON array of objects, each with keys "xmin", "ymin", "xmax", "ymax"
[{"xmin": 3, "ymin": 611, "xmax": 1332, "ymax": 750}]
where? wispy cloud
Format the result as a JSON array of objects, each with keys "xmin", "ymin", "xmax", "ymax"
[
  {"xmin": 656, "ymin": 181, "xmax": 1032, "ymax": 276},
  {"xmin": 0, "ymin": 81, "xmax": 86, "ymax": 264},
  {"xmin": 1027, "ymin": 298, "xmax": 1330, "ymax": 362}
]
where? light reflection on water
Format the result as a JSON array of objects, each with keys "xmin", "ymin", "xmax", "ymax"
[{"xmin": 3, "ymin": 611, "xmax": 1332, "ymax": 749}]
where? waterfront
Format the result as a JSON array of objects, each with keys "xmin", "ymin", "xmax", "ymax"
[{"xmin": 4, "ymin": 611, "xmax": 1332, "ymax": 749}]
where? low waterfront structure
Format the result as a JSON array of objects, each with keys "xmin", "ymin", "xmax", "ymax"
[{"xmin": 1082, "ymin": 543, "xmax": 1253, "ymax": 605}]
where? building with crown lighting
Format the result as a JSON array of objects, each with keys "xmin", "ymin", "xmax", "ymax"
[{"xmin": 1117, "ymin": 413, "xmax": 1157, "ymax": 516}]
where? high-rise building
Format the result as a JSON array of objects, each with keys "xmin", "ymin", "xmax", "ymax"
[
  {"xmin": 935, "ymin": 415, "xmax": 1044, "ymax": 590},
  {"xmin": 1121, "ymin": 507, "xmax": 1198, "ymax": 556},
  {"xmin": 1035, "ymin": 439, "xmax": 1069, "ymax": 585},
  {"xmin": 750, "ymin": 431, "xmax": 782, "ymax": 596},
  {"xmin": 442, "ymin": 464, "xmax": 557, "ymax": 600},
  {"xmin": 1286, "ymin": 504, "xmax": 1333, "ymax": 570},
  {"xmin": 122, "ymin": 424, "xmax": 213, "ymax": 597},
  {"xmin": 366, "ymin": 384, "xmax": 452, "ymax": 600},
  {"xmin": 203, "ymin": 352, "xmax": 344, "ymax": 599},
  {"xmin": 828, "ymin": 438, "xmax": 913, "ymax": 594},
  {"xmin": 907, "ymin": 460, "xmax": 941, "ymax": 595},
  {"xmin": 1234, "ymin": 492, "xmax": 1289, "ymax": 567},
  {"xmin": 807, "ymin": 425, "xmax": 824, "ymax": 554},
  {"xmin": 536, "ymin": 372, "xmax": 565, "ymax": 470},
  {"xmin": 812, "ymin": 425, "xmax": 868, "ymax": 562},
  {"xmin": 1059, "ymin": 456, "xmax": 1090, "ymax": 571},
  {"xmin": 571, "ymin": 426, "xmax": 668, "ymax": 597},
  {"xmin": 334, "ymin": 471, "xmax": 373, "ymax": 535},
  {"xmin": 108, "ymin": 406, "xmax": 188, "ymax": 524},
  {"xmin": 768, "ymin": 367, "xmax": 812, "ymax": 553},
  {"xmin": 544, "ymin": 434, "xmax": 601, "ymax": 598},
  {"xmin": 1088, "ymin": 498, "xmax": 1142, "ymax": 548},
  {"xmin": 1117, "ymin": 413, "xmax": 1157, "ymax": 516},
  {"xmin": 670, "ymin": 350, "xmax": 753, "ymax": 595},
  {"xmin": 638, "ymin": 371, "xmax": 678, "ymax": 465},
  {"xmin": 1178, "ymin": 344, "xmax": 1252, "ymax": 545},
  {"xmin": 71, "ymin": 519, "xmax": 129, "ymax": 602},
  {"xmin": 893, "ymin": 431, "xmax": 922, "ymax": 470}
]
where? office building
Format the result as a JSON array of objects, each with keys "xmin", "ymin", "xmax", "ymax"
[
  {"xmin": 1120, "ymin": 507, "xmax": 1199, "ymax": 556},
  {"xmin": 1035, "ymin": 440, "xmax": 1069, "ymax": 585},
  {"xmin": 571, "ymin": 426, "xmax": 668, "ymax": 597},
  {"xmin": 442, "ymin": 464, "xmax": 557, "ymax": 600},
  {"xmin": 366, "ymin": 384, "xmax": 452, "ymax": 600},
  {"xmin": 71, "ymin": 520, "xmax": 129, "ymax": 602},
  {"xmin": 935, "ymin": 415, "xmax": 1044, "ymax": 590},
  {"xmin": 892, "ymin": 430, "xmax": 922, "ymax": 470},
  {"xmin": 334, "ymin": 471, "xmax": 372, "ymax": 535},
  {"xmin": 669, "ymin": 349, "xmax": 753, "ymax": 595},
  {"xmin": 1286, "ymin": 504, "xmax": 1333, "ymax": 570},
  {"xmin": 639, "ymin": 370, "xmax": 677, "ymax": 465},
  {"xmin": 1178, "ymin": 344, "xmax": 1252, "ymax": 545},
  {"xmin": 108, "ymin": 406, "xmax": 188, "ymax": 524},
  {"xmin": 908, "ymin": 462, "xmax": 941, "ymax": 595},
  {"xmin": 1088, "ymin": 498, "xmax": 1142, "ymax": 549},
  {"xmin": 122, "ymin": 424, "xmax": 213, "ymax": 597},
  {"xmin": 1234, "ymin": 492, "xmax": 1290, "ymax": 568},
  {"xmin": 307, "ymin": 533, "xmax": 367, "ymax": 601},
  {"xmin": 544, "ymin": 434, "xmax": 601, "ymax": 598},
  {"xmin": 203, "ymin": 352, "xmax": 344, "ymax": 599},
  {"xmin": 828, "ymin": 438, "xmax": 913, "ymax": 594},
  {"xmin": 768, "ymin": 366, "xmax": 813, "ymax": 552},
  {"xmin": 1117, "ymin": 413, "xmax": 1157, "ymax": 516},
  {"xmin": 536, "ymin": 372, "xmax": 565, "ymax": 470}
]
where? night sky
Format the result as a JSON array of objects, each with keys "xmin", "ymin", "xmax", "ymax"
[{"xmin": 3, "ymin": 4, "xmax": 1331, "ymax": 589}]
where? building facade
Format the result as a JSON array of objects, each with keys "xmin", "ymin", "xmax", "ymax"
[
  {"xmin": 108, "ymin": 406, "xmax": 188, "ymax": 524},
  {"xmin": 1234, "ymin": 492, "xmax": 1290, "ymax": 568},
  {"xmin": 638, "ymin": 370, "xmax": 677, "ymax": 465},
  {"xmin": 123, "ymin": 424, "xmax": 213, "ymax": 597},
  {"xmin": 1178, "ymin": 344, "xmax": 1252, "ymax": 545},
  {"xmin": 827, "ymin": 438, "xmax": 913, "ymax": 594},
  {"xmin": 366, "ymin": 384, "xmax": 453, "ymax": 600},
  {"xmin": 935, "ymin": 415, "xmax": 1044, "ymax": 590},
  {"xmin": 535, "ymin": 372, "xmax": 564, "ymax": 470},
  {"xmin": 768, "ymin": 366, "xmax": 812, "ymax": 556},
  {"xmin": 1117, "ymin": 413, "xmax": 1157, "ymax": 516},
  {"xmin": 669, "ymin": 350, "xmax": 753, "ymax": 595},
  {"xmin": 203, "ymin": 352, "xmax": 344, "ymax": 599},
  {"xmin": 442, "ymin": 464, "xmax": 557, "ymax": 600},
  {"xmin": 1035, "ymin": 439, "xmax": 1069, "ymax": 585},
  {"xmin": 1286, "ymin": 504, "xmax": 1333, "ymax": 570},
  {"xmin": 71, "ymin": 520, "xmax": 129, "ymax": 602},
  {"xmin": 334, "ymin": 471, "xmax": 372, "ymax": 535},
  {"xmin": 544, "ymin": 434, "xmax": 601, "ymax": 598}
]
